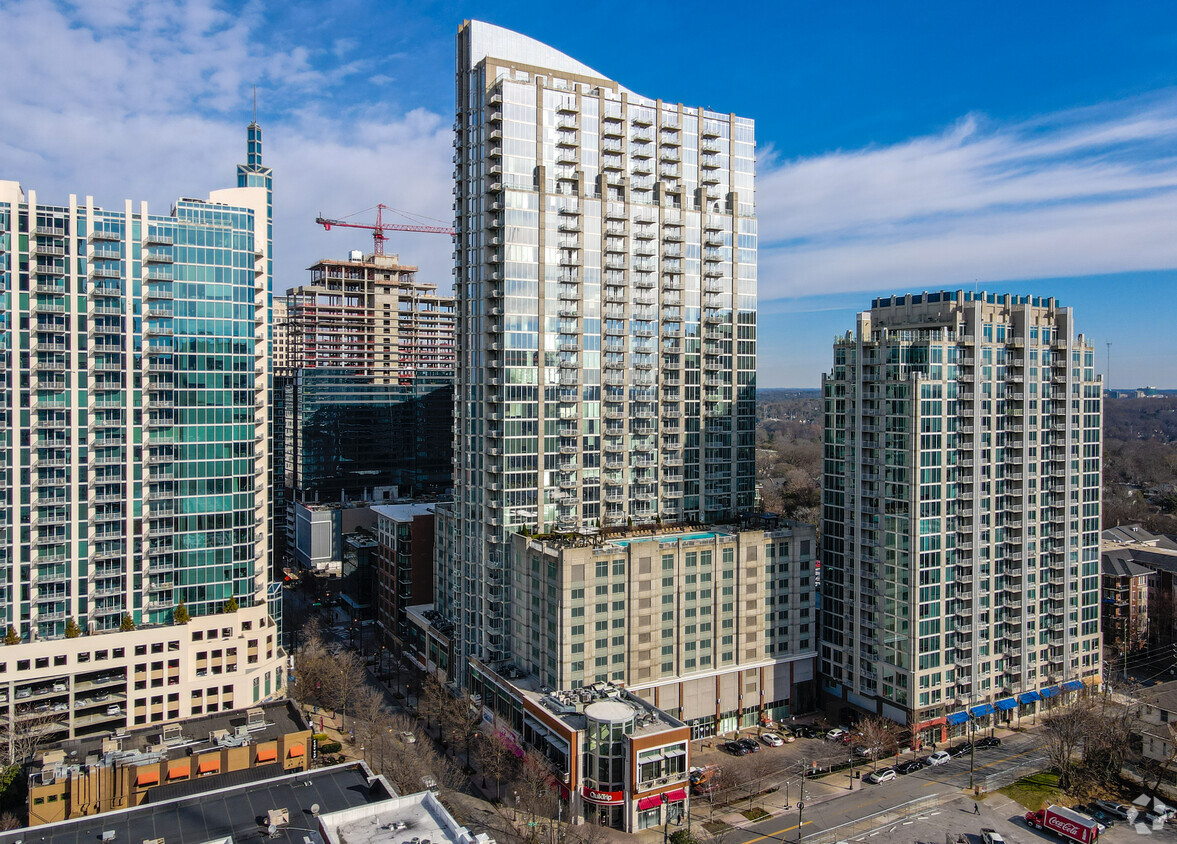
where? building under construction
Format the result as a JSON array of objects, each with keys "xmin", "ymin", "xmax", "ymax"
[{"xmin": 276, "ymin": 251, "xmax": 455, "ymax": 386}]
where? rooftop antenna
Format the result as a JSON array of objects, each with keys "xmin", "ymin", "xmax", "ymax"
[
  {"xmin": 1106, "ymin": 341, "xmax": 1112, "ymax": 393},
  {"xmin": 252, "ymin": 86, "xmax": 257, "ymax": 124}
]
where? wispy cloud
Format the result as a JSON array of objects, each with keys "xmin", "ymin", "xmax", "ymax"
[
  {"xmin": 758, "ymin": 94, "xmax": 1177, "ymax": 299},
  {"xmin": 0, "ymin": 0, "xmax": 455, "ymax": 286},
  {"xmin": 3, "ymin": 0, "xmax": 1176, "ymax": 301}
]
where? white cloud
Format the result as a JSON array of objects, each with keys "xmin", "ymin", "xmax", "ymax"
[
  {"xmin": 758, "ymin": 95, "xmax": 1177, "ymax": 298},
  {"xmin": 0, "ymin": 0, "xmax": 455, "ymax": 288},
  {"xmin": 3, "ymin": 0, "xmax": 1176, "ymax": 303}
]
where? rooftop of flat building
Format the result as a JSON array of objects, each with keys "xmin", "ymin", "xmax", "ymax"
[
  {"xmin": 481, "ymin": 663, "xmax": 684, "ymax": 739},
  {"xmin": 516, "ymin": 514, "xmax": 809, "ymax": 551},
  {"xmin": 2, "ymin": 762, "xmax": 391, "ymax": 844},
  {"xmin": 318, "ymin": 790, "xmax": 491, "ymax": 844},
  {"xmin": 35, "ymin": 699, "xmax": 308, "ymax": 778},
  {"xmin": 371, "ymin": 502, "xmax": 439, "ymax": 521}
]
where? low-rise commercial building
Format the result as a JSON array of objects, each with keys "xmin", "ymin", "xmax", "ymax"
[
  {"xmin": 4, "ymin": 761, "xmax": 487, "ymax": 844},
  {"xmin": 26, "ymin": 700, "xmax": 310, "ymax": 826},
  {"xmin": 470, "ymin": 669, "xmax": 689, "ymax": 833},
  {"xmin": 1103, "ymin": 525, "xmax": 1177, "ymax": 650}
]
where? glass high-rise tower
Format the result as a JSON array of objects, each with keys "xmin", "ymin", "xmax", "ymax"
[
  {"xmin": 819, "ymin": 291, "xmax": 1102, "ymax": 747},
  {"xmin": 0, "ymin": 125, "xmax": 286, "ymax": 741},
  {"xmin": 442, "ymin": 20, "xmax": 757, "ymax": 684}
]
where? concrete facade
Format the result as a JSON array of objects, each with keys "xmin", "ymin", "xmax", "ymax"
[{"xmin": 820, "ymin": 291, "xmax": 1103, "ymax": 745}]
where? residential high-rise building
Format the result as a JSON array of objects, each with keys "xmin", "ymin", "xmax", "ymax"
[
  {"xmin": 277, "ymin": 253, "xmax": 455, "ymax": 386},
  {"xmin": 444, "ymin": 19, "xmax": 758, "ymax": 684},
  {"xmin": 0, "ymin": 124, "xmax": 287, "ymax": 741},
  {"xmin": 419, "ymin": 24, "xmax": 811, "ymax": 830},
  {"xmin": 819, "ymin": 291, "xmax": 1102, "ymax": 747}
]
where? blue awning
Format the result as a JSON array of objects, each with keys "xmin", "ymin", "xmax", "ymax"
[
  {"xmin": 1018, "ymin": 691, "xmax": 1041, "ymax": 704},
  {"xmin": 1040, "ymin": 686, "xmax": 1060, "ymax": 699},
  {"xmin": 1061, "ymin": 680, "xmax": 1083, "ymax": 692},
  {"xmin": 969, "ymin": 703, "xmax": 995, "ymax": 718},
  {"xmin": 946, "ymin": 711, "xmax": 969, "ymax": 725},
  {"xmin": 995, "ymin": 698, "xmax": 1018, "ymax": 711}
]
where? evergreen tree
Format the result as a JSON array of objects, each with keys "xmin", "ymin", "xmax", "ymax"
[
  {"xmin": 64, "ymin": 618, "xmax": 81, "ymax": 638},
  {"xmin": 173, "ymin": 602, "xmax": 190, "ymax": 624}
]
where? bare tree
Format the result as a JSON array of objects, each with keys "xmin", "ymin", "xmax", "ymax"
[
  {"xmin": 475, "ymin": 730, "xmax": 518, "ymax": 801},
  {"xmin": 1041, "ymin": 706, "xmax": 1090, "ymax": 791},
  {"xmin": 0, "ymin": 710, "xmax": 63, "ymax": 767},
  {"xmin": 418, "ymin": 675, "xmax": 449, "ymax": 736},
  {"xmin": 365, "ymin": 710, "xmax": 463, "ymax": 796},
  {"xmin": 855, "ymin": 716, "xmax": 903, "ymax": 772},
  {"xmin": 512, "ymin": 748, "xmax": 559, "ymax": 829}
]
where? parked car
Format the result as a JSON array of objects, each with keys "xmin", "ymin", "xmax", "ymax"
[
  {"xmin": 92, "ymin": 692, "xmax": 110, "ymax": 702},
  {"xmin": 398, "ymin": 731, "xmax": 417, "ymax": 744},
  {"xmin": 895, "ymin": 759, "xmax": 925, "ymax": 775},
  {"xmin": 826, "ymin": 728, "xmax": 847, "ymax": 741},
  {"xmin": 1092, "ymin": 801, "xmax": 1131, "ymax": 820},
  {"xmin": 761, "ymin": 733, "xmax": 785, "ymax": 747},
  {"xmin": 105, "ymin": 704, "xmax": 121, "ymax": 716},
  {"xmin": 15, "ymin": 688, "xmax": 31, "ymax": 700},
  {"xmin": 51, "ymin": 702, "xmax": 68, "ymax": 712},
  {"xmin": 51, "ymin": 681, "xmax": 67, "ymax": 692},
  {"xmin": 865, "ymin": 768, "xmax": 896, "ymax": 784},
  {"xmin": 736, "ymin": 737, "xmax": 761, "ymax": 753},
  {"xmin": 980, "ymin": 829, "xmax": 1006, "ymax": 844},
  {"xmin": 975, "ymin": 736, "xmax": 1002, "ymax": 749},
  {"xmin": 724, "ymin": 741, "xmax": 748, "ymax": 756},
  {"xmin": 927, "ymin": 750, "xmax": 952, "ymax": 766},
  {"xmin": 792, "ymin": 725, "xmax": 820, "ymax": 739},
  {"xmin": 948, "ymin": 742, "xmax": 973, "ymax": 757}
]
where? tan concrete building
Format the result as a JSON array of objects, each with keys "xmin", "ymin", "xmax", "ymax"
[
  {"xmin": 504, "ymin": 519, "xmax": 817, "ymax": 737},
  {"xmin": 278, "ymin": 252, "xmax": 455, "ymax": 385},
  {"xmin": 0, "ymin": 603, "xmax": 286, "ymax": 750},
  {"xmin": 26, "ymin": 699, "xmax": 310, "ymax": 826}
]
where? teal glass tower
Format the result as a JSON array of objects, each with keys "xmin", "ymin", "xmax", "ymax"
[
  {"xmin": 0, "ymin": 124, "xmax": 276, "ymax": 634},
  {"xmin": 0, "ymin": 125, "xmax": 286, "ymax": 741}
]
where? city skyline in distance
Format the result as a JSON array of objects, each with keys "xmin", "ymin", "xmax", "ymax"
[{"xmin": 2, "ymin": 0, "xmax": 1174, "ymax": 387}]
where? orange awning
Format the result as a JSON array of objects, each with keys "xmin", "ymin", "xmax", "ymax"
[
  {"xmin": 288, "ymin": 744, "xmax": 305, "ymax": 758},
  {"xmin": 135, "ymin": 769, "xmax": 159, "ymax": 787},
  {"xmin": 256, "ymin": 747, "xmax": 277, "ymax": 762},
  {"xmin": 198, "ymin": 758, "xmax": 221, "ymax": 774},
  {"xmin": 167, "ymin": 765, "xmax": 190, "ymax": 780}
]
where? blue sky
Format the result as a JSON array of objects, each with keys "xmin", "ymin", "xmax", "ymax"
[{"xmin": 2, "ymin": 0, "xmax": 1176, "ymax": 387}]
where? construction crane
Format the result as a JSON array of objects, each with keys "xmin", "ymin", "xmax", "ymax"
[{"xmin": 315, "ymin": 204, "xmax": 454, "ymax": 256}]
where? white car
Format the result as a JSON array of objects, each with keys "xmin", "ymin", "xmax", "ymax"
[
  {"xmin": 865, "ymin": 768, "xmax": 896, "ymax": 784},
  {"xmin": 761, "ymin": 733, "xmax": 784, "ymax": 747},
  {"xmin": 927, "ymin": 750, "xmax": 951, "ymax": 766},
  {"xmin": 826, "ymin": 728, "xmax": 847, "ymax": 741},
  {"xmin": 981, "ymin": 829, "xmax": 1006, "ymax": 844},
  {"xmin": 1093, "ymin": 801, "xmax": 1131, "ymax": 820},
  {"xmin": 399, "ymin": 731, "xmax": 417, "ymax": 744}
]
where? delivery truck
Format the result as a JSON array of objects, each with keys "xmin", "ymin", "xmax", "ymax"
[{"xmin": 1024, "ymin": 804, "xmax": 1102, "ymax": 843}]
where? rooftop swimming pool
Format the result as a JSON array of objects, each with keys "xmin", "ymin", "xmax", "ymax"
[{"xmin": 611, "ymin": 531, "xmax": 729, "ymax": 547}]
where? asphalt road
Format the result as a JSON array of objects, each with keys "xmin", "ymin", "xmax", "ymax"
[{"xmin": 705, "ymin": 730, "xmax": 1049, "ymax": 844}]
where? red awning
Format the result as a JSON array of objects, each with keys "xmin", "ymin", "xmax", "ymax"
[
  {"xmin": 665, "ymin": 789, "xmax": 687, "ymax": 802},
  {"xmin": 135, "ymin": 769, "xmax": 159, "ymax": 787},
  {"xmin": 198, "ymin": 758, "xmax": 221, "ymax": 774},
  {"xmin": 167, "ymin": 765, "xmax": 190, "ymax": 780},
  {"xmin": 256, "ymin": 747, "xmax": 277, "ymax": 762},
  {"xmin": 637, "ymin": 796, "xmax": 662, "ymax": 811},
  {"xmin": 288, "ymin": 744, "xmax": 305, "ymax": 758}
]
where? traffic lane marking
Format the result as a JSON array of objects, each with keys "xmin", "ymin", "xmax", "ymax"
[{"xmin": 741, "ymin": 821, "xmax": 812, "ymax": 843}]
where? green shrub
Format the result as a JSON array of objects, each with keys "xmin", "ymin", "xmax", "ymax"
[
  {"xmin": 312, "ymin": 733, "xmax": 330, "ymax": 742},
  {"xmin": 318, "ymin": 741, "xmax": 342, "ymax": 754}
]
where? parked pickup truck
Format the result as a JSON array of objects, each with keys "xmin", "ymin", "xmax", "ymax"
[{"xmin": 1025, "ymin": 805, "xmax": 1102, "ymax": 843}]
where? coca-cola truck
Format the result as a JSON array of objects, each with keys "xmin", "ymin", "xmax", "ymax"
[{"xmin": 1024, "ymin": 804, "xmax": 1102, "ymax": 843}]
